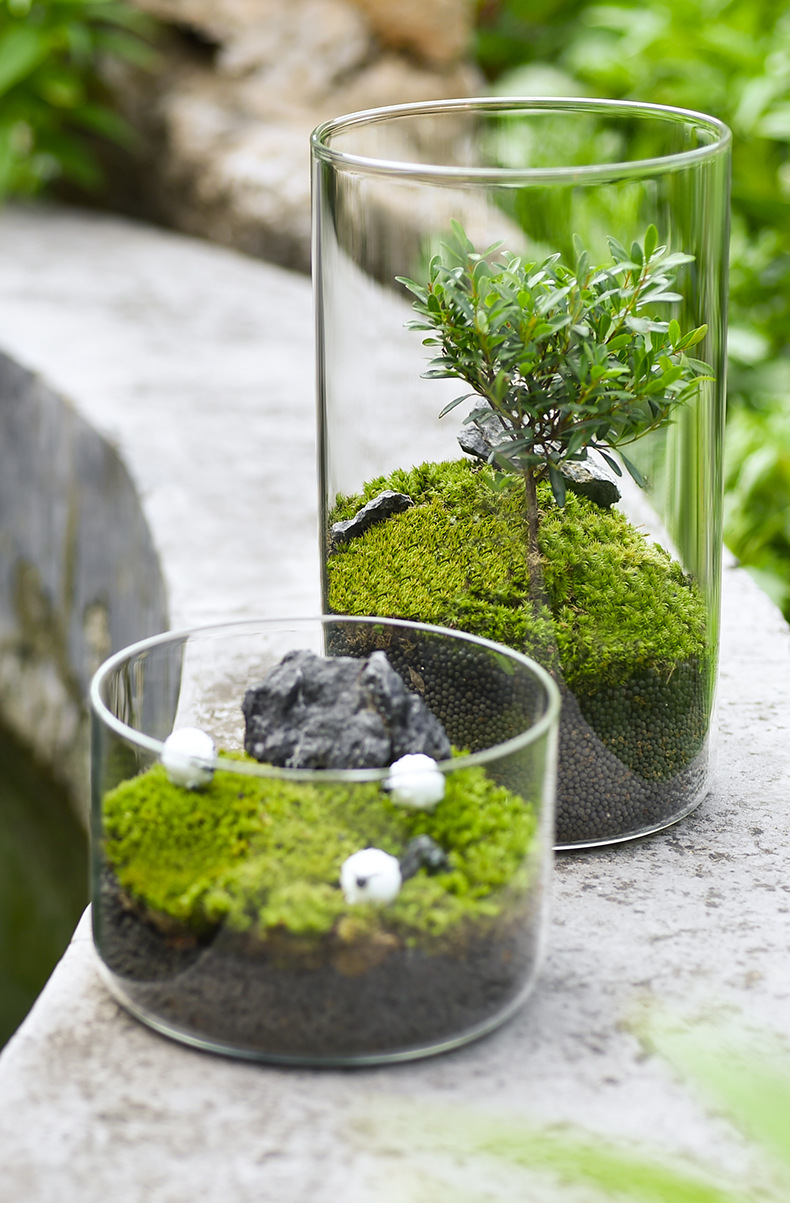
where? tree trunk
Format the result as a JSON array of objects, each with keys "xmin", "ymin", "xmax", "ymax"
[
  {"xmin": 523, "ymin": 468, "xmax": 561, "ymax": 677},
  {"xmin": 524, "ymin": 468, "xmax": 543, "ymax": 604}
]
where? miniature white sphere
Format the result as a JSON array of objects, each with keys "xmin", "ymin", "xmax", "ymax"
[
  {"xmin": 340, "ymin": 848, "xmax": 402, "ymax": 905},
  {"xmin": 161, "ymin": 727, "xmax": 217, "ymax": 789},
  {"xmin": 385, "ymin": 753, "xmax": 446, "ymax": 810}
]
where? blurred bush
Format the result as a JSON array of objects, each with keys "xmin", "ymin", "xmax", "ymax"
[
  {"xmin": 0, "ymin": 0, "xmax": 155, "ymax": 200},
  {"xmin": 475, "ymin": 0, "xmax": 790, "ymax": 618}
]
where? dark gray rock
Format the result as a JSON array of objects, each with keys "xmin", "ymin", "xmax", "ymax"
[
  {"xmin": 560, "ymin": 459, "xmax": 621, "ymax": 508},
  {"xmin": 399, "ymin": 834, "xmax": 452, "ymax": 881},
  {"xmin": 459, "ymin": 416, "xmax": 621, "ymax": 507},
  {"xmin": 458, "ymin": 412, "xmax": 510, "ymax": 464},
  {"xmin": 242, "ymin": 649, "xmax": 451, "ymax": 770},
  {"xmin": 330, "ymin": 490, "xmax": 414, "ymax": 546}
]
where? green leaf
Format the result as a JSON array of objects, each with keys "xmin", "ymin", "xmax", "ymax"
[
  {"xmin": 608, "ymin": 334, "xmax": 634, "ymax": 351},
  {"xmin": 680, "ymin": 324, "xmax": 709, "ymax": 349},
  {"xmin": 624, "ymin": 314, "xmax": 655, "ymax": 335},
  {"xmin": 547, "ymin": 463, "xmax": 567, "ymax": 506},
  {"xmin": 668, "ymin": 318, "xmax": 681, "ymax": 346},
  {"xmin": 597, "ymin": 449, "xmax": 623, "ymax": 477},
  {"xmin": 72, "ymin": 102, "xmax": 138, "ymax": 149},
  {"xmin": 0, "ymin": 123, "xmax": 15, "ymax": 201},
  {"xmin": 438, "ymin": 393, "xmax": 474, "ymax": 418},
  {"xmin": 657, "ymin": 253, "xmax": 695, "ymax": 268},
  {"xmin": 619, "ymin": 450, "xmax": 648, "ymax": 487},
  {"xmin": 395, "ymin": 276, "xmax": 428, "ymax": 304},
  {"xmin": 644, "ymin": 224, "xmax": 659, "ymax": 260},
  {"xmin": 0, "ymin": 26, "xmax": 51, "ymax": 97}
]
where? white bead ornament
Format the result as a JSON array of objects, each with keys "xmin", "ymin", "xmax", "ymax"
[
  {"xmin": 340, "ymin": 848, "xmax": 402, "ymax": 905},
  {"xmin": 161, "ymin": 727, "xmax": 217, "ymax": 789},
  {"xmin": 384, "ymin": 753, "xmax": 445, "ymax": 810}
]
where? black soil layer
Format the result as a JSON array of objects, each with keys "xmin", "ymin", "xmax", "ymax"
[{"xmin": 97, "ymin": 869, "xmax": 540, "ymax": 1060}]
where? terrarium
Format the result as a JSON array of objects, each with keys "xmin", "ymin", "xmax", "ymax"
[
  {"xmin": 312, "ymin": 97, "xmax": 731, "ymax": 848},
  {"xmin": 90, "ymin": 615, "xmax": 559, "ymax": 1065}
]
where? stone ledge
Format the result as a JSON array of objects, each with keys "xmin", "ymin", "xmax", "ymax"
[
  {"xmin": 2, "ymin": 555, "xmax": 790, "ymax": 1202},
  {"xmin": 0, "ymin": 203, "xmax": 320, "ymax": 811},
  {"xmin": 0, "ymin": 352, "xmax": 167, "ymax": 812},
  {"xmin": 1, "ymin": 204, "xmax": 790, "ymax": 1201}
]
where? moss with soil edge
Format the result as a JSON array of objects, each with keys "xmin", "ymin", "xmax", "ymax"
[
  {"xmin": 327, "ymin": 459, "xmax": 708, "ymax": 696},
  {"xmin": 101, "ymin": 752, "xmax": 538, "ymax": 952}
]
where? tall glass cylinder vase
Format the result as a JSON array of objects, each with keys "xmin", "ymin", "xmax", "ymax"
[{"xmin": 312, "ymin": 98, "xmax": 731, "ymax": 849}]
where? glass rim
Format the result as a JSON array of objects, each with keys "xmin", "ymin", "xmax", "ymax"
[
  {"xmin": 310, "ymin": 95, "xmax": 732, "ymax": 185},
  {"xmin": 90, "ymin": 614, "xmax": 561, "ymax": 783}
]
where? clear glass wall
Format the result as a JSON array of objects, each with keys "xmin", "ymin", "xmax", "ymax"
[
  {"xmin": 91, "ymin": 616, "xmax": 558, "ymax": 1064},
  {"xmin": 313, "ymin": 98, "xmax": 731, "ymax": 848}
]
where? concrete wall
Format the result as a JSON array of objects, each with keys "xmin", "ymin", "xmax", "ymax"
[{"xmin": 0, "ymin": 353, "xmax": 167, "ymax": 816}]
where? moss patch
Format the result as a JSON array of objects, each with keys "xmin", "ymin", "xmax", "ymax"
[
  {"xmin": 327, "ymin": 460, "xmax": 708, "ymax": 695},
  {"xmin": 102, "ymin": 754, "xmax": 537, "ymax": 947}
]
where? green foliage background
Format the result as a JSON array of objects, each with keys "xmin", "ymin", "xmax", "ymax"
[
  {"xmin": 0, "ymin": 0, "xmax": 154, "ymax": 199},
  {"xmin": 475, "ymin": 0, "xmax": 790, "ymax": 618}
]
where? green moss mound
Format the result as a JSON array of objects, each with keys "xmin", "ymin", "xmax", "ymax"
[
  {"xmin": 102, "ymin": 755, "xmax": 537, "ymax": 946},
  {"xmin": 327, "ymin": 459, "xmax": 708, "ymax": 696}
]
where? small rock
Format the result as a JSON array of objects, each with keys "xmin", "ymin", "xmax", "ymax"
[
  {"xmin": 458, "ymin": 412, "xmax": 510, "ymax": 464},
  {"xmin": 340, "ymin": 847, "xmax": 402, "ymax": 905},
  {"xmin": 459, "ymin": 417, "xmax": 621, "ymax": 507},
  {"xmin": 399, "ymin": 834, "xmax": 451, "ymax": 880},
  {"xmin": 384, "ymin": 752, "xmax": 446, "ymax": 810},
  {"xmin": 560, "ymin": 459, "xmax": 621, "ymax": 508},
  {"xmin": 242, "ymin": 649, "xmax": 451, "ymax": 769},
  {"xmin": 161, "ymin": 727, "xmax": 217, "ymax": 789},
  {"xmin": 330, "ymin": 489, "xmax": 414, "ymax": 545}
]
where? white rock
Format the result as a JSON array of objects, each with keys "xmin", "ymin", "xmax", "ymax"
[
  {"xmin": 161, "ymin": 727, "xmax": 217, "ymax": 789},
  {"xmin": 340, "ymin": 847, "xmax": 402, "ymax": 905},
  {"xmin": 384, "ymin": 753, "xmax": 446, "ymax": 810}
]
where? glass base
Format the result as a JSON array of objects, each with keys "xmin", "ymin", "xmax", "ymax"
[
  {"xmin": 555, "ymin": 773, "xmax": 712, "ymax": 851},
  {"xmin": 95, "ymin": 951, "xmax": 543, "ymax": 1067}
]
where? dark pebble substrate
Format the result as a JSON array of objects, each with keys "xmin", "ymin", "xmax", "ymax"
[
  {"xmin": 324, "ymin": 623, "xmax": 542, "ymax": 752},
  {"xmin": 324, "ymin": 621, "xmax": 711, "ymax": 848},
  {"xmin": 556, "ymin": 685, "xmax": 710, "ymax": 846},
  {"xmin": 97, "ymin": 868, "xmax": 541, "ymax": 1061}
]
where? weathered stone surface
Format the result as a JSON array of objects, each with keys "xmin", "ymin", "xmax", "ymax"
[
  {"xmin": 457, "ymin": 412, "xmax": 509, "ymax": 463},
  {"xmin": 0, "ymin": 352, "xmax": 167, "ymax": 816},
  {"xmin": 103, "ymin": 0, "xmax": 483, "ymax": 271},
  {"xmin": 242, "ymin": 649, "xmax": 451, "ymax": 768},
  {"xmin": 560, "ymin": 458, "xmax": 621, "ymax": 508},
  {"xmin": 459, "ymin": 417, "xmax": 621, "ymax": 506},
  {"xmin": 0, "ymin": 204, "xmax": 321, "ymax": 811},
  {"xmin": 351, "ymin": 0, "xmax": 475, "ymax": 68},
  {"xmin": 135, "ymin": 0, "xmax": 474, "ymax": 69},
  {"xmin": 331, "ymin": 490, "xmax": 414, "ymax": 546}
]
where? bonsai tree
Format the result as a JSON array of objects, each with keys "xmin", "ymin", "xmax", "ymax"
[{"xmin": 398, "ymin": 222, "xmax": 711, "ymax": 598}]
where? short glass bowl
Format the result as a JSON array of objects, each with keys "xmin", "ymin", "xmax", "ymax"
[{"xmin": 90, "ymin": 615, "xmax": 559, "ymax": 1065}]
